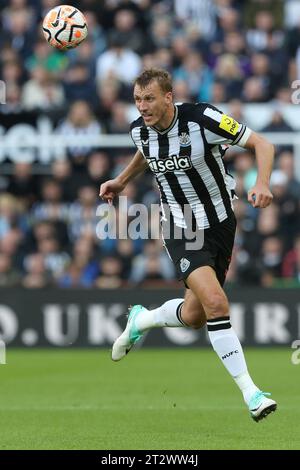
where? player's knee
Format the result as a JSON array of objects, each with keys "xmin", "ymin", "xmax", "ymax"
[{"xmin": 204, "ymin": 293, "xmax": 229, "ymax": 318}]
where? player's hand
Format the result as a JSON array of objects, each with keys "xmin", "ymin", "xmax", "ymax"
[
  {"xmin": 248, "ymin": 184, "xmax": 273, "ymax": 208},
  {"xmin": 99, "ymin": 178, "xmax": 126, "ymax": 205}
]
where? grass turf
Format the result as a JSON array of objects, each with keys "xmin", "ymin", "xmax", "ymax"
[{"xmin": 0, "ymin": 347, "xmax": 298, "ymax": 450}]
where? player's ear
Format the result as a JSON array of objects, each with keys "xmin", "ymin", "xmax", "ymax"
[{"xmin": 165, "ymin": 92, "xmax": 173, "ymax": 104}]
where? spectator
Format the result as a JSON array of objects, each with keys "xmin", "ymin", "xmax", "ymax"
[
  {"xmin": 108, "ymin": 8, "xmax": 147, "ymax": 55},
  {"xmin": 32, "ymin": 178, "xmax": 68, "ymax": 222},
  {"xmin": 95, "ymin": 255, "xmax": 124, "ymax": 288},
  {"xmin": 242, "ymin": 76, "xmax": 268, "ymax": 102},
  {"xmin": 68, "ymin": 184, "xmax": 99, "ymax": 241},
  {"xmin": 211, "ymin": 80, "xmax": 227, "ymax": 103},
  {"xmin": 63, "ymin": 62, "xmax": 97, "ymax": 105},
  {"xmin": 174, "ymin": 0, "xmax": 217, "ymax": 40},
  {"xmin": 96, "ymin": 76, "xmax": 121, "ymax": 124},
  {"xmin": 173, "ymin": 79, "xmax": 193, "ymax": 103},
  {"xmin": 260, "ymin": 236, "xmax": 283, "ymax": 278},
  {"xmin": 25, "ymin": 39, "xmax": 68, "ymax": 75},
  {"xmin": 86, "ymin": 151, "xmax": 111, "ymax": 189},
  {"xmin": 22, "ymin": 66, "xmax": 65, "ymax": 111},
  {"xmin": 79, "ymin": 10, "xmax": 106, "ymax": 57},
  {"xmin": 96, "ymin": 32, "xmax": 142, "ymax": 86},
  {"xmin": 0, "ymin": 83, "xmax": 23, "ymax": 113},
  {"xmin": 56, "ymin": 100, "xmax": 102, "ymax": 161},
  {"xmin": 262, "ymin": 110, "xmax": 293, "ymax": 133},
  {"xmin": 36, "ymin": 236, "xmax": 70, "ymax": 279},
  {"xmin": 282, "ymin": 236, "xmax": 300, "ymax": 282},
  {"xmin": 0, "ymin": 228, "xmax": 25, "ymax": 271},
  {"xmin": 106, "ymin": 101, "xmax": 131, "ymax": 134},
  {"xmin": 22, "ymin": 252, "xmax": 52, "ymax": 288},
  {"xmin": 154, "ymin": 48, "xmax": 173, "ymax": 73},
  {"xmin": 214, "ymin": 54, "xmax": 243, "ymax": 100},
  {"xmin": 50, "ymin": 159, "xmax": 83, "ymax": 202},
  {"xmin": 270, "ymin": 169, "xmax": 300, "ymax": 249},
  {"xmin": 0, "ymin": 193, "xmax": 28, "ymax": 239},
  {"xmin": 277, "ymin": 151, "xmax": 300, "ymax": 199},
  {"xmin": 1, "ymin": 60, "xmax": 24, "ymax": 87},
  {"xmin": 58, "ymin": 236, "xmax": 99, "ymax": 287},
  {"xmin": 174, "ymin": 51, "xmax": 214, "ymax": 101},
  {"xmin": 0, "ymin": 252, "xmax": 21, "ymax": 287},
  {"xmin": 151, "ymin": 17, "xmax": 172, "ymax": 50},
  {"xmin": 25, "ymin": 219, "xmax": 69, "ymax": 255},
  {"xmin": 250, "ymin": 53, "xmax": 273, "ymax": 100},
  {"xmin": 129, "ymin": 240, "xmax": 175, "ymax": 284},
  {"xmin": 115, "ymin": 238, "xmax": 135, "ymax": 279},
  {"xmin": 246, "ymin": 10, "xmax": 284, "ymax": 52},
  {"xmin": 1, "ymin": 8, "xmax": 35, "ymax": 59},
  {"xmin": 7, "ymin": 162, "xmax": 38, "ymax": 207}
]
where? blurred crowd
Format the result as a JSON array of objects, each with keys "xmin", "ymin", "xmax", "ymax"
[{"xmin": 0, "ymin": 0, "xmax": 300, "ymax": 288}]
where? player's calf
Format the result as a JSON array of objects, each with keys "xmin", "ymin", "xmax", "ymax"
[{"xmin": 181, "ymin": 305, "xmax": 206, "ymax": 329}]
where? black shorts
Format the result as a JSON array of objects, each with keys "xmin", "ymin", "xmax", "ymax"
[{"xmin": 163, "ymin": 214, "xmax": 236, "ymax": 287}]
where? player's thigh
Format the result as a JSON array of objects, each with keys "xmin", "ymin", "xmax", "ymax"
[
  {"xmin": 181, "ymin": 288, "xmax": 207, "ymax": 329},
  {"xmin": 186, "ymin": 265, "xmax": 229, "ymax": 319}
]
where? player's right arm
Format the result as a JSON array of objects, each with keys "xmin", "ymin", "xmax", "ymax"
[{"xmin": 99, "ymin": 149, "xmax": 148, "ymax": 204}]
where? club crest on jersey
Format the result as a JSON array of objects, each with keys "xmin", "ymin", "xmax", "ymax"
[
  {"xmin": 180, "ymin": 257, "xmax": 190, "ymax": 273},
  {"xmin": 147, "ymin": 155, "xmax": 192, "ymax": 173},
  {"xmin": 179, "ymin": 132, "xmax": 191, "ymax": 147}
]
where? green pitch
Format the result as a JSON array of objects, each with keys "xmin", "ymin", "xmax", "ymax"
[{"xmin": 0, "ymin": 348, "xmax": 299, "ymax": 450}]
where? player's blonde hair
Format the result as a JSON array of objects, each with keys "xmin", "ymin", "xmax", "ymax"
[{"xmin": 134, "ymin": 68, "xmax": 172, "ymax": 93}]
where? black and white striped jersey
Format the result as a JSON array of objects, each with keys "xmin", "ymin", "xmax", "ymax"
[{"xmin": 130, "ymin": 102, "xmax": 252, "ymax": 229}]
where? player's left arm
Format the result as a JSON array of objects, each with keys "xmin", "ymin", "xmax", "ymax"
[
  {"xmin": 198, "ymin": 104, "xmax": 274, "ymax": 208},
  {"xmin": 243, "ymin": 131, "xmax": 274, "ymax": 208}
]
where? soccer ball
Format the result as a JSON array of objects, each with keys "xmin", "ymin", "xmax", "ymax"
[{"xmin": 42, "ymin": 5, "xmax": 88, "ymax": 51}]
